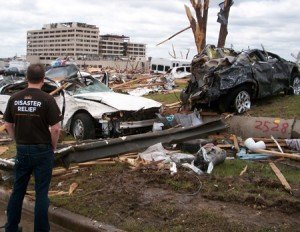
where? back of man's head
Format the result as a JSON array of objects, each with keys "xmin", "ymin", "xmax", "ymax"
[{"xmin": 27, "ymin": 63, "xmax": 45, "ymax": 84}]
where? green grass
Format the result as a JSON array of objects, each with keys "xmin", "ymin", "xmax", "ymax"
[
  {"xmin": 145, "ymin": 92, "xmax": 181, "ymax": 104},
  {"xmin": 213, "ymin": 159, "xmax": 300, "ymax": 185},
  {"xmin": 249, "ymin": 95, "xmax": 300, "ymax": 119}
]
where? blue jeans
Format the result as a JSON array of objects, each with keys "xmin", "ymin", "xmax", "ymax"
[{"xmin": 5, "ymin": 144, "xmax": 54, "ymax": 232}]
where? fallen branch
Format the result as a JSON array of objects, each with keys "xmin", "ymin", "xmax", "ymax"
[{"xmin": 156, "ymin": 26, "xmax": 191, "ymax": 46}]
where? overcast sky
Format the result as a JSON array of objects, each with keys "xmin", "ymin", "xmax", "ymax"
[{"xmin": 0, "ymin": 0, "xmax": 299, "ymax": 61}]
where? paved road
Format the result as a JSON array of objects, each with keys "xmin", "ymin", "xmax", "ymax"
[{"xmin": 0, "ymin": 201, "xmax": 70, "ymax": 232}]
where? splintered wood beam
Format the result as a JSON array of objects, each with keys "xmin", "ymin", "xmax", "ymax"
[
  {"xmin": 254, "ymin": 149, "xmax": 300, "ymax": 161},
  {"xmin": 156, "ymin": 26, "xmax": 191, "ymax": 46},
  {"xmin": 269, "ymin": 162, "xmax": 292, "ymax": 193},
  {"xmin": 231, "ymin": 134, "xmax": 240, "ymax": 152}
]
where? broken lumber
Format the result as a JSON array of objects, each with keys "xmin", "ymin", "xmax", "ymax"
[
  {"xmin": 117, "ymin": 82, "xmax": 164, "ymax": 90},
  {"xmin": 52, "ymin": 166, "xmax": 79, "ymax": 176},
  {"xmin": 49, "ymin": 82, "xmax": 70, "ymax": 96},
  {"xmin": 0, "ymin": 146, "xmax": 9, "ymax": 155},
  {"xmin": 231, "ymin": 134, "xmax": 240, "ymax": 152},
  {"xmin": 112, "ymin": 76, "xmax": 149, "ymax": 90},
  {"xmin": 166, "ymin": 101, "xmax": 181, "ymax": 107},
  {"xmin": 26, "ymin": 190, "xmax": 68, "ymax": 196},
  {"xmin": 239, "ymin": 165, "xmax": 248, "ymax": 176},
  {"xmin": 253, "ymin": 138, "xmax": 286, "ymax": 143},
  {"xmin": 0, "ymin": 138, "xmax": 13, "ymax": 143},
  {"xmin": 269, "ymin": 162, "xmax": 292, "ymax": 193},
  {"xmin": 0, "ymin": 125, "xmax": 6, "ymax": 132},
  {"xmin": 68, "ymin": 182, "xmax": 78, "ymax": 195},
  {"xmin": 78, "ymin": 160, "xmax": 115, "ymax": 167},
  {"xmin": 217, "ymin": 144, "xmax": 233, "ymax": 148},
  {"xmin": 254, "ymin": 149, "xmax": 300, "ymax": 161}
]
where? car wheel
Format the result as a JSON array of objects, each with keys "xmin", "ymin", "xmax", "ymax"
[
  {"xmin": 219, "ymin": 86, "xmax": 252, "ymax": 113},
  {"xmin": 292, "ymin": 75, "xmax": 300, "ymax": 95},
  {"xmin": 71, "ymin": 113, "xmax": 95, "ymax": 140},
  {"xmin": 234, "ymin": 89, "xmax": 251, "ymax": 113}
]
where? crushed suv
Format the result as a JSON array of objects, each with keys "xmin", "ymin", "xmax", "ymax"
[{"xmin": 181, "ymin": 45, "xmax": 300, "ymax": 113}]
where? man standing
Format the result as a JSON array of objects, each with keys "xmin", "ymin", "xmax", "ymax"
[{"xmin": 4, "ymin": 64, "xmax": 62, "ymax": 232}]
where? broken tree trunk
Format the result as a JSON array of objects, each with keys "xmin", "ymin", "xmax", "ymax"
[
  {"xmin": 217, "ymin": 0, "xmax": 233, "ymax": 48},
  {"xmin": 185, "ymin": 0, "xmax": 210, "ymax": 53}
]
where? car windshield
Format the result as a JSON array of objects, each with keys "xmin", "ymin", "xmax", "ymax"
[
  {"xmin": 235, "ymin": 52, "xmax": 251, "ymax": 65},
  {"xmin": 45, "ymin": 64, "xmax": 78, "ymax": 79},
  {"xmin": 70, "ymin": 78, "xmax": 112, "ymax": 95}
]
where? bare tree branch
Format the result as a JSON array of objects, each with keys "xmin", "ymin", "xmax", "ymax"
[{"xmin": 156, "ymin": 26, "xmax": 191, "ymax": 46}]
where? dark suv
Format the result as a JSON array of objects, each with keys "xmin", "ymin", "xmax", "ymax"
[{"xmin": 181, "ymin": 45, "xmax": 300, "ymax": 113}]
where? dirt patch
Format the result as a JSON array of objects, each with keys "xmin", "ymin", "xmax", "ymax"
[{"xmin": 47, "ymin": 163, "xmax": 299, "ymax": 231}]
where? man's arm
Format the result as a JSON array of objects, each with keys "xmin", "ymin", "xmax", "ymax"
[
  {"xmin": 4, "ymin": 122, "xmax": 15, "ymax": 140},
  {"xmin": 50, "ymin": 122, "xmax": 61, "ymax": 150}
]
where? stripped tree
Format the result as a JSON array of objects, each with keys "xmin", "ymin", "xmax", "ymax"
[
  {"xmin": 217, "ymin": 0, "xmax": 234, "ymax": 47},
  {"xmin": 184, "ymin": 0, "xmax": 210, "ymax": 53}
]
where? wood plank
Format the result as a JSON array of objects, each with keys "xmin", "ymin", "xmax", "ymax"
[
  {"xmin": 254, "ymin": 149, "xmax": 300, "ymax": 161},
  {"xmin": 231, "ymin": 134, "xmax": 240, "ymax": 152},
  {"xmin": 112, "ymin": 76, "xmax": 149, "ymax": 90},
  {"xmin": 78, "ymin": 160, "xmax": 115, "ymax": 167},
  {"xmin": 239, "ymin": 165, "xmax": 248, "ymax": 176},
  {"xmin": 0, "ymin": 125, "xmax": 6, "ymax": 132},
  {"xmin": 217, "ymin": 144, "xmax": 233, "ymax": 148},
  {"xmin": 166, "ymin": 101, "xmax": 181, "ymax": 107},
  {"xmin": 269, "ymin": 162, "xmax": 292, "ymax": 193},
  {"xmin": 0, "ymin": 146, "xmax": 9, "ymax": 155},
  {"xmin": 253, "ymin": 138, "xmax": 286, "ymax": 143}
]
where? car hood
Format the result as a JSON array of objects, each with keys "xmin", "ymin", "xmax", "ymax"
[{"xmin": 73, "ymin": 92, "xmax": 162, "ymax": 111}]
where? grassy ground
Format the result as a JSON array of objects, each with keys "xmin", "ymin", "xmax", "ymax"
[
  {"xmin": 146, "ymin": 88, "xmax": 300, "ymax": 119},
  {"xmin": 145, "ymin": 91, "xmax": 181, "ymax": 104},
  {"xmin": 0, "ymin": 87, "xmax": 299, "ymax": 231},
  {"xmin": 249, "ymin": 95, "xmax": 300, "ymax": 119}
]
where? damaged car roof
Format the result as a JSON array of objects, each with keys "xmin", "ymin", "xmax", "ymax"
[{"xmin": 181, "ymin": 44, "xmax": 299, "ymax": 113}]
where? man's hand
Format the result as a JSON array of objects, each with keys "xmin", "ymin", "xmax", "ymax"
[
  {"xmin": 4, "ymin": 122, "xmax": 15, "ymax": 140},
  {"xmin": 50, "ymin": 122, "xmax": 61, "ymax": 150}
]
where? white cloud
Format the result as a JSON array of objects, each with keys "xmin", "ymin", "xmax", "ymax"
[{"xmin": 0, "ymin": 0, "xmax": 299, "ymax": 60}]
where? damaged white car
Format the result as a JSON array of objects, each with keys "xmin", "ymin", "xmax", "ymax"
[{"xmin": 0, "ymin": 64, "xmax": 162, "ymax": 140}]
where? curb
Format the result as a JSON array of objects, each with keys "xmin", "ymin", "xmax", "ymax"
[{"xmin": 0, "ymin": 187, "xmax": 123, "ymax": 232}]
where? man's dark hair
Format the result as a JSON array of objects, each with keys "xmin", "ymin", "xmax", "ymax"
[{"xmin": 26, "ymin": 63, "xmax": 45, "ymax": 84}]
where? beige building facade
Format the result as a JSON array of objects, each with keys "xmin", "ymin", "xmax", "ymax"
[
  {"xmin": 99, "ymin": 35, "xmax": 146, "ymax": 60},
  {"xmin": 27, "ymin": 22, "xmax": 146, "ymax": 64},
  {"xmin": 27, "ymin": 22, "xmax": 99, "ymax": 61}
]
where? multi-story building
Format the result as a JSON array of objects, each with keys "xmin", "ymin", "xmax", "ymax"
[
  {"xmin": 99, "ymin": 34, "xmax": 146, "ymax": 60},
  {"xmin": 27, "ymin": 22, "xmax": 99, "ymax": 61},
  {"xmin": 27, "ymin": 22, "xmax": 146, "ymax": 62}
]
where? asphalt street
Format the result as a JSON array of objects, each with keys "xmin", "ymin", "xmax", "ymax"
[{"xmin": 0, "ymin": 200, "xmax": 70, "ymax": 232}]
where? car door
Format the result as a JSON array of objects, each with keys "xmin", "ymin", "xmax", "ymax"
[
  {"xmin": 266, "ymin": 53, "xmax": 290, "ymax": 94},
  {"xmin": 250, "ymin": 51, "xmax": 275, "ymax": 98}
]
